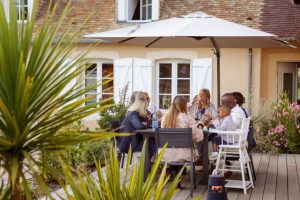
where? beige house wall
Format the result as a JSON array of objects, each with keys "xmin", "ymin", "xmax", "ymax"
[
  {"xmin": 76, "ymin": 44, "xmax": 262, "ymax": 129},
  {"xmin": 260, "ymin": 44, "xmax": 300, "ymax": 102}
]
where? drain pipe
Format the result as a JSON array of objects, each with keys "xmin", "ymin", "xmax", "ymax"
[{"xmin": 248, "ymin": 48, "xmax": 253, "ymax": 115}]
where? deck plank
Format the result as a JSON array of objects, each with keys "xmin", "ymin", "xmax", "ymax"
[
  {"xmin": 287, "ymin": 154, "xmax": 300, "ymax": 200},
  {"xmin": 250, "ymin": 154, "xmax": 270, "ymax": 200},
  {"xmin": 262, "ymin": 154, "xmax": 278, "ymax": 200},
  {"xmin": 227, "ymin": 189, "xmax": 239, "ymax": 200},
  {"xmin": 295, "ymin": 154, "xmax": 300, "ymax": 192},
  {"xmin": 185, "ymin": 184, "xmax": 207, "ymax": 200},
  {"xmin": 236, "ymin": 153, "xmax": 262, "ymax": 200},
  {"xmin": 276, "ymin": 154, "xmax": 288, "ymax": 200}
]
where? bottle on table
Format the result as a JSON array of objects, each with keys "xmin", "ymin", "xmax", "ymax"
[{"xmin": 152, "ymin": 106, "xmax": 159, "ymax": 130}]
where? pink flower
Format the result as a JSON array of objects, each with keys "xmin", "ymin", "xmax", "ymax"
[
  {"xmin": 290, "ymin": 102, "xmax": 299, "ymax": 112},
  {"xmin": 283, "ymin": 111, "xmax": 289, "ymax": 116},
  {"xmin": 274, "ymin": 124, "xmax": 285, "ymax": 133},
  {"xmin": 272, "ymin": 141, "xmax": 280, "ymax": 147}
]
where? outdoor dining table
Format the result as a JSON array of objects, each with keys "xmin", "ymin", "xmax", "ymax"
[{"xmin": 135, "ymin": 128, "xmax": 210, "ymax": 185}]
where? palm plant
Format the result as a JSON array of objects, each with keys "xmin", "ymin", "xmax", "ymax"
[
  {"xmin": 59, "ymin": 143, "xmax": 183, "ymax": 200},
  {"xmin": 0, "ymin": 1, "xmax": 114, "ymax": 199}
]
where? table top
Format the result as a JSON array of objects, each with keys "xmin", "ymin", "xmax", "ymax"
[
  {"xmin": 135, "ymin": 128, "xmax": 156, "ymax": 134},
  {"xmin": 136, "ymin": 128, "xmax": 215, "ymax": 135}
]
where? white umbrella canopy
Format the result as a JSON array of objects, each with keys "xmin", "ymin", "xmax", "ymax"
[
  {"xmin": 85, "ymin": 12, "xmax": 292, "ymax": 105},
  {"xmin": 85, "ymin": 12, "xmax": 287, "ymax": 48}
]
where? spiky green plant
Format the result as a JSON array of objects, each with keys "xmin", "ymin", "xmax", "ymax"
[
  {"xmin": 0, "ymin": 1, "xmax": 115, "ymax": 199},
  {"xmin": 59, "ymin": 143, "xmax": 183, "ymax": 200}
]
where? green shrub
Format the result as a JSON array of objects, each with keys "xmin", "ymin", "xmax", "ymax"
[
  {"xmin": 44, "ymin": 121, "xmax": 111, "ymax": 181},
  {"xmin": 253, "ymin": 93, "xmax": 300, "ymax": 153},
  {"xmin": 267, "ymin": 93, "xmax": 300, "ymax": 153},
  {"xmin": 98, "ymin": 86, "xmax": 129, "ymax": 130},
  {"xmin": 81, "ymin": 139, "xmax": 111, "ymax": 166},
  {"xmin": 252, "ymin": 100, "xmax": 278, "ymax": 153}
]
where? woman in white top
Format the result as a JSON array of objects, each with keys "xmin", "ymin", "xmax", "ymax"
[
  {"xmin": 189, "ymin": 88, "xmax": 217, "ymax": 123},
  {"xmin": 161, "ymin": 96, "xmax": 203, "ymax": 162}
]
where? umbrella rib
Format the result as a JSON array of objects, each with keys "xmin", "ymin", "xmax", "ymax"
[
  {"xmin": 145, "ymin": 37, "xmax": 162, "ymax": 47},
  {"xmin": 119, "ymin": 37, "xmax": 136, "ymax": 44}
]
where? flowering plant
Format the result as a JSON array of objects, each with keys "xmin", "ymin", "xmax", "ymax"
[{"xmin": 267, "ymin": 93, "xmax": 300, "ymax": 153}]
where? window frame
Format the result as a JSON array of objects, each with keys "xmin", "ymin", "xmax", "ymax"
[
  {"xmin": 84, "ymin": 60, "xmax": 114, "ymax": 106},
  {"xmin": 126, "ymin": 0, "xmax": 153, "ymax": 23},
  {"xmin": 13, "ymin": 0, "xmax": 33, "ymax": 23},
  {"xmin": 156, "ymin": 60, "xmax": 191, "ymax": 110}
]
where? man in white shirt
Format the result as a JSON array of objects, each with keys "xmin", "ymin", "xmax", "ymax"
[{"xmin": 221, "ymin": 93, "xmax": 246, "ymax": 129}]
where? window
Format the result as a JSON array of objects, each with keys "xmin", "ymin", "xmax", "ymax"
[
  {"xmin": 85, "ymin": 62, "xmax": 114, "ymax": 106},
  {"xmin": 157, "ymin": 61, "xmax": 191, "ymax": 109},
  {"xmin": 118, "ymin": 0, "xmax": 158, "ymax": 22},
  {"xmin": 3, "ymin": 0, "xmax": 33, "ymax": 22},
  {"xmin": 128, "ymin": 0, "xmax": 152, "ymax": 21},
  {"xmin": 15, "ymin": 0, "xmax": 29, "ymax": 21}
]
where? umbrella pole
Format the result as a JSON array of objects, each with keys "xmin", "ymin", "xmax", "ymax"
[{"xmin": 210, "ymin": 38, "xmax": 221, "ymax": 106}]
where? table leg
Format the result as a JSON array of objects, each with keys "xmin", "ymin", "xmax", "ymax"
[
  {"xmin": 143, "ymin": 138, "xmax": 150, "ymax": 181},
  {"xmin": 202, "ymin": 132, "xmax": 209, "ymax": 185}
]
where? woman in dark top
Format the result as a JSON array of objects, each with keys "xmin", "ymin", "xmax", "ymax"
[{"xmin": 118, "ymin": 92, "xmax": 148, "ymax": 153}]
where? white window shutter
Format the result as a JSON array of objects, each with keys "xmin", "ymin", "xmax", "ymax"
[
  {"xmin": 191, "ymin": 58, "xmax": 213, "ymax": 98},
  {"xmin": 152, "ymin": 0, "xmax": 159, "ymax": 20},
  {"xmin": 28, "ymin": 0, "xmax": 33, "ymax": 20},
  {"xmin": 132, "ymin": 58, "xmax": 152, "ymax": 97},
  {"xmin": 117, "ymin": 0, "xmax": 126, "ymax": 22},
  {"xmin": 114, "ymin": 58, "xmax": 133, "ymax": 103},
  {"xmin": 61, "ymin": 59, "xmax": 77, "ymax": 100}
]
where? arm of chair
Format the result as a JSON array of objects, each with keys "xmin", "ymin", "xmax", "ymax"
[
  {"xmin": 215, "ymin": 130, "xmax": 243, "ymax": 145},
  {"xmin": 215, "ymin": 130, "xmax": 242, "ymax": 135}
]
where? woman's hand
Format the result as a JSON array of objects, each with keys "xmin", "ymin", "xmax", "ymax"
[{"xmin": 142, "ymin": 122, "xmax": 148, "ymax": 128}]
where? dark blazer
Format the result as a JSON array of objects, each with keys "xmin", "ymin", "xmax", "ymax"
[
  {"xmin": 242, "ymin": 108, "xmax": 257, "ymax": 149},
  {"xmin": 117, "ymin": 111, "xmax": 146, "ymax": 153}
]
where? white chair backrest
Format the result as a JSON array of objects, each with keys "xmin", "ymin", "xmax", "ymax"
[
  {"xmin": 240, "ymin": 117, "xmax": 251, "ymax": 143},
  {"xmin": 216, "ymin": 117, "xmax": 251, "ymax": 148}
]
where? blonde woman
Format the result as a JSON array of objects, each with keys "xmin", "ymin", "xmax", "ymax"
[
  {"xmin": 189, "ymin": 88, "xmax": 217, "ymax": 123},
  {"xmin": 118, "ymin": 91, "xmax": 148, "ymax": 153},
  {"xmin": 161, "ymin": 96, "xmax": 203, "ymax": 163}
]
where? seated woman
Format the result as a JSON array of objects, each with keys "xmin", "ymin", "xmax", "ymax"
[
  {"xmin": 161, "ymin": 96, "xmax": 203, "ymax": 163},
  {"xmin": 117, "ymin": 91, "xmax": 148, "ymax": 154},
  {"xmin": 189, "ymin": 88, "xmax": 217, "ymax": 124}
]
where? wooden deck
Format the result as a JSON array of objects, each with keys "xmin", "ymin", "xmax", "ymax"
[
  {"xmin": 172, "ymin": 153, "xmax": 300, "ymax": 200},
  {"xmin": 47, "ymin": 153, "xmax": 300, "ymax": 200}
]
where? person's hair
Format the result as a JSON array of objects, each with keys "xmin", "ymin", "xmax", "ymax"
[
  {"xmin": 231, "ymin": 92, "xmax": 245, "ymax": 107},
  {"xmin": 163, "ymin": 96, "xmax": 187, "ymax": 128},
  {"xmin": 128, "ymin": 92, "xmax": 147, "ymax": 117},
  {"xmin": 130, "ymin": 91, "xmax": 143, "ymax": 106},
  {"xmin": 199, "ymin": 88, "xmax": 211, "ymax": 105},
  {"xmin": 219, "ymin": 104, "xmax": 231, "ymax": 115},
  {"xmin": 221, "ymin": 93, "xmax": 235, "ymax": 108}
]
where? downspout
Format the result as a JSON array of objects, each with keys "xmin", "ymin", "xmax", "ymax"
[{"xmin": 248, "ymin": 48, "xmax": 253, "ymax": 115}]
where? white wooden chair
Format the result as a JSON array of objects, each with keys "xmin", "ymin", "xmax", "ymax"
[{"xmin": 214, "ymin": 117, "xmax": 254, "ymax": 194}]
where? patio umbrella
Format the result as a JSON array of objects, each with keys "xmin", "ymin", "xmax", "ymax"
[{"xmin": 85, "ymin": 12, "xmax": 292, "ymax": 105}]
